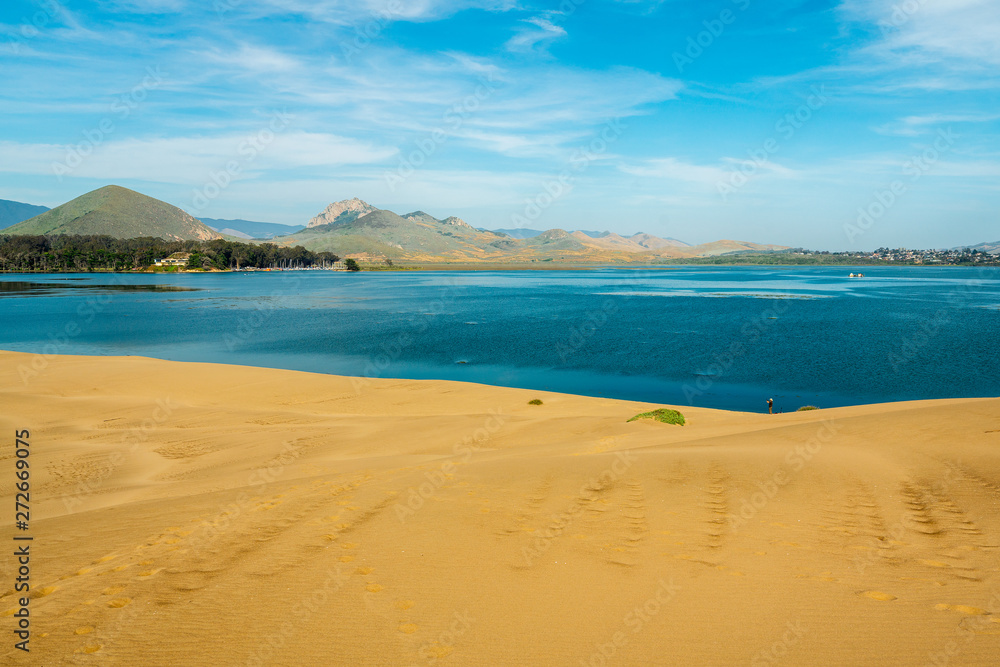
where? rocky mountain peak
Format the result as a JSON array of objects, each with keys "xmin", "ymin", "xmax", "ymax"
[{"xmin": 307, "ymin": 197, "xmax": 378, "ymax": 228}]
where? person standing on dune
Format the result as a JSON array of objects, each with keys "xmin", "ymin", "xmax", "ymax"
[{"xmin": 767, "ymin": 398, "xmax": 774, "ymax": 414}]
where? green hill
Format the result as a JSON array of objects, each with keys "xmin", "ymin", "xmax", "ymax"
[
  {"xmin": 0, "ymin": 199, "xmax": 50, "ymax": 230},
  {"xmin": 5, "ymin": 185, "xmax": 221, "ymax": 241},
  {"xmin": 281, "ymin": 209, "xmax": 516, "ymax": 260}
]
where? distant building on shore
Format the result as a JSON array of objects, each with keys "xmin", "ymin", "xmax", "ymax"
[{"xmin": 154, "ymin": 252, "xmax": 191, "ymax": 267}]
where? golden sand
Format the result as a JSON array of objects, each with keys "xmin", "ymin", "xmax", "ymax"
[{"xmin": 2, "ymin": 351, "xmax": 999, "ymax": 665}]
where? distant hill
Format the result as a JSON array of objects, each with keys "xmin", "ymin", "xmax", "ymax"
[
  {"xmin": 5, "ymin": 186, "xmax": 221, "ymax": 241},
  {"xmin": 685, "ymin": 240, "xmax": 789, "ymax": 256},
  {"xmin": 0, "ymin": 199, "xmax": 50, "ymax": 231},
  {"xmin": 282, "ymin": 209, "xmax": 518, "ymax": 260},
  {"xmin": 954, "ymin": 241, "xmax": 1000, "ymax": 255},
  {"xmin": 487, "ymin": 228, "xmax": 542, "ymax": 239},
  {"xmin": 200, "ymin": 218, "xmax": 304, "ymax": 240},
  {"xmin": 273, "ymin": 198, "xmax": 783, "ymax": 263},
  {"xmin": 485, "ymin": 227, "xmax": 689, "ymax": 247}
]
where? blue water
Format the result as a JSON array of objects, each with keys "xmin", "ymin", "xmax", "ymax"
[{"xmin": 2, "ymin": 267, "xmax": 998, "ymax": 412}]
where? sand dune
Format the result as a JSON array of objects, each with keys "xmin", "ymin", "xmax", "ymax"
[{"xmin": 2, "ymin": 351, "xmax": 999, "ymax": 666}]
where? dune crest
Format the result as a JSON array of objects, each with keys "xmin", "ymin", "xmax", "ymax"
[{"xmin": 2, "ymin": 351, "xmax": 999, "ymax": 665}]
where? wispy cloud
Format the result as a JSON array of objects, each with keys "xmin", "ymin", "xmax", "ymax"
[
  {"xmin": 506, "ymin": 16, "xmax": 567, "ymax": 53},
  {"xmin": 0, "ymin": 132, "xmax": 396, "ymax": 184},
  {"xmin": 875, "ymin": 113, "xmax": 1000, "ymax": 136}
]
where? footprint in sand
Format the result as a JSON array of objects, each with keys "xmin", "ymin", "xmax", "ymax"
[
  {"xmin": 74, "ymin": 626, "xmax": 94, "ymax": 635},
  {"xmin": 341, "ymin": 543, "xmax": 358, "ymax": 550},
  {"xmin": 399, "ymin": 623, "xmax": 419, "ymax": 634},
  {"xmin": 934, "ymin": 604, "xmax": 990, "ymax": 615},
  {"xmin": 424, "ymin": 644, "xmax": 454, "ymax": 659},
  {"xmin": 339, "ymin": 555, "xmax": 355, "ymax": 563},
  {"xmin": 366, "ymin": 584, "xmax": 383, "ymax": 593},
  {"xmin": 107, "ymin": 598, "xmax": 132, "ymax": 608},
  {"xmin": 101, "ymin": 585, "xmax": 128, "ymax": 596},
  {"xmin": 394, "ymin": 600, "xmax": 415, "ymax": 610},
  {"xmin": 30, "ymin": 586, "xmax": 58, "ymax": 599},
  {"xmin": 858, "ymin": 591, "xmax": 897, "ymax": 601},
  {"xmin": 355, "ymin": 567, "xmax": 374, "ymax": 575},
  {"xmin": 74, "ymin": 645, "xmax": 102, "ymax": 654},
  {"xmin": 94, "ymin": 555, "xmax": 116, "ymax": 564}
]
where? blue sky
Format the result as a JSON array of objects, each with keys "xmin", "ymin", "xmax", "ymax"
[{"xmin": 1, "ymin": 0, "xmax": 998, "ymax": 249}]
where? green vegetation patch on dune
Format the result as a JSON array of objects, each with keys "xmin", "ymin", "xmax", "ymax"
[{"xmin": 627, "ymin": 408, "xmax": 685, "ymax": 426}]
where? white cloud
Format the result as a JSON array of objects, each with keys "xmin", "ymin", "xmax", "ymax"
[
  {"xmin": 198, "ymin": 44, "xmax": 301, "ymax": 74},
  {"xmin": 620, "ymin": 157, "xmax": 797, "ymax": 186},
  {"xmin": 0, "ymin": 132, "xmax": 397, "ymax": 185},
  {"xmin": 875, "ymin": 112, "xmax": 1000, "ymax": 136},
  {"xmin": 506, "ymin": 16, "xmax": 567, "ymax": 53},
  {"xmin": 237, "ymin": 0, "xmax": 518, "ymax": 24},
  {"xmin": 620, "ymin": 158, "xmax": 731, "ymax": 185},
  {"xmin": 841, "ymin": 0, "xmax": 1000, "ymax": 73}
]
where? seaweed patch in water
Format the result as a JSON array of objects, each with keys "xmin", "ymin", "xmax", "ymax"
[{"xmin": 0, "ymin": 281, "xmax": 201, "ymax": 296}]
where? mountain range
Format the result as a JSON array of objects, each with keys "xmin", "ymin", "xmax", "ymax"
[
  {"xmin": 0, "ymin": 186, "xmax": 794, "ymax": 262},
  {"xmin": 274, "ymin": 199, "xmax": 787, "ymax": 263}
]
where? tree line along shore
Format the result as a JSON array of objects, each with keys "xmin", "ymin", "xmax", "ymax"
[{"xmin": 1, "ymin": 234, "xmax": 998, "ymax": 272}]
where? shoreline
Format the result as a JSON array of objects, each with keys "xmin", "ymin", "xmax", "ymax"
[
  {"xmin": 3, "ymin": 348, "xmax": 993, "ymax": 413},
  {"xmin": 3, "ymin": 262, "xmax": 999, "ymax": 274}
]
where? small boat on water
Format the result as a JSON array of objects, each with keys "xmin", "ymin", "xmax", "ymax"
[{"xmin": 849, "ymin": 273, "xmax": 865, "ymax": 278}]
